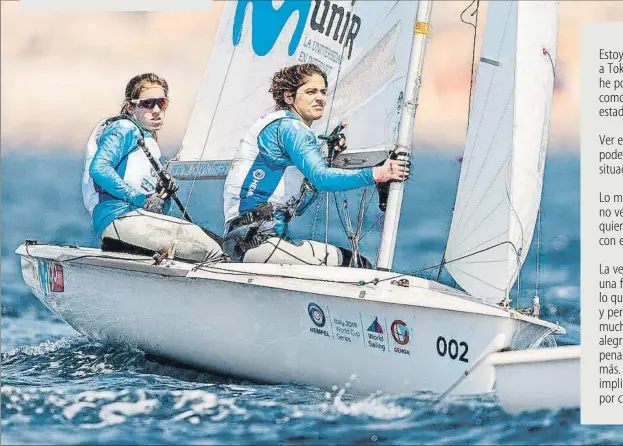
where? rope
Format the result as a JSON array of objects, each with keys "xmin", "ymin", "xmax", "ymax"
[
  {"xmin": 315, "ymin": 0, "xmax": 358, "ymax": 258},
  {"xmin": 186, "ymin": 240, "xmax": 521, "ymax": 298},
  {"xmin": 543, "ymin": 48, "xmax": 556, "ymax": 78},
  {"xmin": 24, "ymin": 236, "xmax": 521, "ymax": 310},
  {"xmin": 157, "ymin": 41, "xmax": 240, "ymax": 262},
  {"xmin": 179, "ymin": 52, "xmax": 238, "ymax": 216},
  {"xmin": 436, "ymin": 0, "xmax": 480, "ymax": 281},
  {"xmin": 536, "ymin": 209, "xmax": 541, "ymax": 298},
  {"xmin": 534, "ymin": 46, "xmax": 555, "ymax": 299},
  {"xmin": 460, "ymin": 0, "xmax": 480, "ymax": 128}
]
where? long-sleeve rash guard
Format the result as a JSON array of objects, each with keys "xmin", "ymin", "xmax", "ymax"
[
  {"xmin": 222, "ymin": 110, "xmax": 375, "ymax": 237},
  {"xmin": 88, "ymin": 118, "xmax": 171, "ymax": 239}
]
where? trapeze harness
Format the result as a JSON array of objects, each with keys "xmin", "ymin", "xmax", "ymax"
[{"xmin": 222, "ymin": 113, "xmax": 373, "ymax": 264}]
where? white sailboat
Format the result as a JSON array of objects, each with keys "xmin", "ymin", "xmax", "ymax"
[
  {"xmin": 487, "ymin": 345, "xmax": 580, "ymax": 414},
  {"xmin": 16, "ymin": 0, "xmax": 568, "ymax": 398}
]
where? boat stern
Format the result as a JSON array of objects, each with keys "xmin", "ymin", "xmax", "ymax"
[{"xmin": 16, "ymin": 242, "xmax": 66, "ymax": 312}]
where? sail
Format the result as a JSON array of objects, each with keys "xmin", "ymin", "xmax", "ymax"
[
  {"xmin": 444, "ymin": 1, "xmax": 558, "ymax": 305},
  {"xmin": 170, "ymin": 0, "xmax": 420, "ymax": 179}
]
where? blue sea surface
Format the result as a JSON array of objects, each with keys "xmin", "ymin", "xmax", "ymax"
[{"xmin": 1, "ymin": 150, "xmax": 619, "ymax": 444}]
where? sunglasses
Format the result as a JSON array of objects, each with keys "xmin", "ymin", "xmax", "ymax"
[{"xmin": 131, "ymin": 97, "xmax": 170, "ymax": 110}]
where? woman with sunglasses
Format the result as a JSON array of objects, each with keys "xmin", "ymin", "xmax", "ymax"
[{"xmin": 82, "ymin": 73, "xmax": 224, "ymax": 263}]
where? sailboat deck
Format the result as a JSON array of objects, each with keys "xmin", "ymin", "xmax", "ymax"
[{"xmin": 15, "ymin": 241, "xmax": 565, "ymax": 335}]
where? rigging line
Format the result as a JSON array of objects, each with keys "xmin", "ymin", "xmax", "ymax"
[
  {"xmin": 185, "ymin": 239, "xmax": 521, "ymax": 289},
  {"xmin": 261, "ymin": 220, "xmax": 289, "ymax": 265},
  {"xmin": 323, "ymin": 99, "xmax": 393, "ymax": 240},
  {"xmin": 543, "ymin": 48, "xmax": 556, "ymax": 78},
  {"xmin": 325, "ymin": 191, "xmax": 336, "ymax": 250},
  {"xmin": 460, "ymin": 0, "xmax": 480, "ymax": 128},
  {"xmin": 363, "ymin": 185, "xmax": 379, "ymax": 214},
  {"xmin": 352, "ymin": 189, "xmax": 371, "ymax": 264},
  {"xmin": 452, "ymin": 4, "xmax": 513, "ymax": 214},
  {"xmin": 536, "ymin": 208, "xmax": 541, "ymax": 298},
  {"xmin": 338, "ymin": 187, "xmax": 371, "ymax": 259},
  {"xmin": 319, "ymin": 0, "xmax": 356, "ymax": 253},
  {"xmin": 504, "ymin": 160, "xmax": 525, "ymax": 308},
  {"xmin": 368, "ymin": 240, "xmax": 521, "ymax": 286},
  {"xmin": 327, "ymin": 189, "xmax": 344, "ymax": 242},
  {"xmin": 455, "ymin": 225, "xmax": 514, "ymax": 255},
  {"xmin": 311, "ymin": 191, "xmax": 324, "ymax": 240},
  {"xmin": 322, "ymin": 0, "xmax": 382, "ymax": 136},
  {"xmin": 342, "ymin": 201, "xmax": 361, "ymax": 266},
  {"xmin": 265, "ymin": 239, "xmax": 328, "ymax": 266},
  {"xmin": 182, "ymin": 50, "xmax": 239, "ymax": 215},
  {"xmin": 150, "ymin": 39, "xmax": 239, "ymax": 259},
  {"xmin": 23, "ymin": 243, "xmax": 148, "ymax": 263},
  {"xmin": 168, "ymin": 39, "xmax": 239, "ymax": 252},
  {"xmin": 357, "ymin": 185, "xmax": 379, "ymax": 237},
  {"xmin": 193, "ymin": 264, "xmax": 365, "ymax": 285},
  {"xmin": 332, "ymin": 192, "xmax": 353, "ymax": 240},
  {"xmin": 359, "ymin": 214, "xmax": 384, "ymax": 242},
  {"xmin": 190, "ymin": 240, "xmax": 515, "ymax": 288},
  {"xmin": 332, "ymin": 186, "xmax": 368, "ymax": 247},
  {"xmin": 515, "ymin": 261, "xmax": 521, "ymax": 308},
  {"xmin": 457, "ymin": 257, "xmax": 508, "ymax": 266},
  {"xmin": 437, "ymin": 0, "xmax": 481, "ymax": 280},
  {"xmin": 354, "ymin": 190, "xmax": 367, "ymax": 245},
  {"xmin": 533, "ymin": 48, "xmax": 555, "ymax": 299},
  {"xmin": 455, "ymin": 228, "xmax": 521, "ymax": 261}
]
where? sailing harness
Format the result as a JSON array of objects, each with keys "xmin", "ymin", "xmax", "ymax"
[
  {"xmin": 227, "ymin": 179, "xmax": 318, "ymax": 255},
  {"xmin": 226, "ymin": 123, "xmax": 350, "ymax": 261},
  {"xmin": 101, "ymin": 114, "xmax": 186, "ymax": 214},
  {"xmin": 97, "ymin": 114, "xmax": 224, "ymax": 247}
]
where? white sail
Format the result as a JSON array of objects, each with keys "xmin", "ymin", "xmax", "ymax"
[
  {"xmin": 170, "ymin": 0, "xmax": 420, "ymax": 179},
  {"xmin": 444, "ymin": 1, "xmax": 558, "ymax": 305}
]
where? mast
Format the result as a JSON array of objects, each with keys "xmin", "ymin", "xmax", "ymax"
[{"xmin": 376, "ymin": 0, "xmax": 433, "ymax": 271}]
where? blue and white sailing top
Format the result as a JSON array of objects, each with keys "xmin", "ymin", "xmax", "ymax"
[
  {"xmin": 82, "ymin": 117, "xmax": 171, "ymax": 239},
  {"xmin": 223, "ymin": 110, "xmax": 375, "ymax": 234}
]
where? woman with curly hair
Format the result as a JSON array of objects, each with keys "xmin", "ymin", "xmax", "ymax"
[{"xmin": 222, "ymin": 63, "xmax": 409, "ymax": 267}]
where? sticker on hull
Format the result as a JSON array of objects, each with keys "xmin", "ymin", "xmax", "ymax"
[
  {"xmin": 390, "ymin": 319, "xmax": 411, "ymax": 355},
  {"xmin": 37, "ymin": 259, "xmax": 64, "ymax": 295},
  {"xmin": 333, "ymin": 316, "xmax": 362, "ymax": 344},
  {"xmin": 304, "ymin": 304, "xmax": 414, "ymax": 357},
  {"xmin": 307, "ymin": 302, "xmax": 331, "ymax": 338},
  {"xmin": 365, "ymin": 316, "xmax": 388, "ymax": 352}
]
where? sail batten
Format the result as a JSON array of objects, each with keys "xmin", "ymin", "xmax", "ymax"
[{"xmin": 445, "ymin": 1, "xmax": 558, "ymax": 305}]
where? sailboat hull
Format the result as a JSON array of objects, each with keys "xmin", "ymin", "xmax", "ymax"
[
  {"xmin": 487, "ymin": 346, "xmax": 580, "ymax": 414},
  {"xmin": 16, "ymin": 242, "xmax": 564, "ymax": 397}
]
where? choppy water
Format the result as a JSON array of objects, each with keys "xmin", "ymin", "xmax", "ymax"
[{"xmin": 2, "ymin": 151, "xmax": 619, "ymax": 444}]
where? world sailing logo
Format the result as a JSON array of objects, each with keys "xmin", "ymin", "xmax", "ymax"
[{"xmin": 232, "ymin": 0, "xmax": 312, "ymax": 56}]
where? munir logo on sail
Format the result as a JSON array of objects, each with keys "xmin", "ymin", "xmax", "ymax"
[{"xmin": 232, "ymin": 0, "xmax": 361, "ymax": 59}]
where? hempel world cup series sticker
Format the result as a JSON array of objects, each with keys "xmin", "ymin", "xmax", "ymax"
[{"xmin": 306, "ymin": 303, "xmax": 412, "ymax": 356}]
